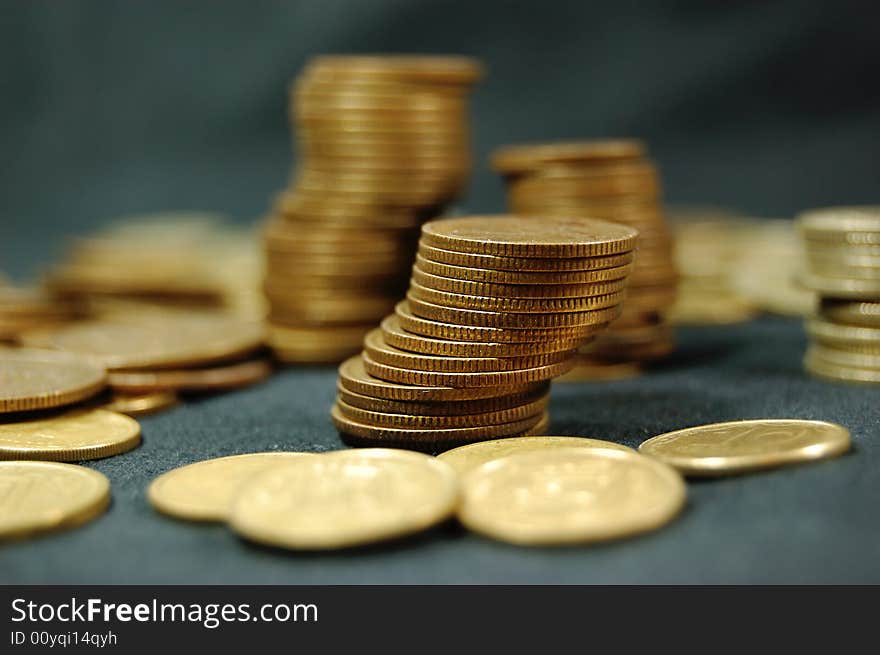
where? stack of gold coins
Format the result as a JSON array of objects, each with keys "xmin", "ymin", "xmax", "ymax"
[
  {"xmin": 799, "ymin": 207, "xmax": 880, "ymax": 384},
  {"xmin": 0, "ymin": 286, "xmax": 83, "ymax": 343},
  {"xmin": 491, "ymin": 140, "xmax": 677, "ymax": 379},
  {"xmin": 331, "ymin": 215, "xmax": 638, "ymax": 451},
  {"xmin": 264, "ymin": 55, "xmax": 483, "ymax": 364}
]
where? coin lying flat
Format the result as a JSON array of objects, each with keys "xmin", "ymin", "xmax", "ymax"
[
  {"xmin": 0, "ymin": 348, "xmax": 107, "ymax": 413},
  {"xmin": 0, "ymin": 408, "xmax": 141, "ymax": 461},
  {"xmin": 149, "ymin": 452, "xmax": 312, "ymax": 522},
  {"xmin": 336, "ymin": 396, "xmax": 547, "ymax": 429},
  {"xmin": 638, "ymin": 419, "xmax": 851, "ymax": 476},
  {"xmin": 101, "ymin": 391, "xmax": 179, "ymax": 417},
  {"xmin": 229, "ymin": 449, "xmax": 459, "ymax": 549},
  {"xmin": 107, "ymin": 358, "xmax": 272, "ymax": 393},
  {"xmin": 458, "ymin": 448, "xmax": 685, "ymax": 546},
  {"xmin": 438, "ymin": 435, "xmax": 634, "ymax": 476},
  {"xmin": 0, "ymin": 461, "xmax": 110, "ymax": 540}
]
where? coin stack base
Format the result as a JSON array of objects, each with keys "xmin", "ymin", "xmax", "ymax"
[
  {"xmin": 492, "ymin": 139, "xmax": 678, "ymax": 378},
  {"xmin": 332, "ymin": 215, "xmax": 638, "ymax": 451},
  {"xmin": 799, "ymin": 207, "xmax": 880, "ymax": 384}
]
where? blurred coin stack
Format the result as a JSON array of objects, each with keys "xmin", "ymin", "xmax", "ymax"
[
  {"xmin": 331, "ymin": 215, "xmax": 638, "ymax": 451},
  {"xmin": 799, "ymin": 207, "xmax": 880, "ymax": 384},
  {"xmin": 0, "ymin": 285, "xmax": 83, "ymax": 344},
  {"xmin": 491, "ymin": 140, "xmax": 677, "ymax": 379},
  {"xmin": 264, "ymin": 56, "xmax": 483, "ymax": 364}
]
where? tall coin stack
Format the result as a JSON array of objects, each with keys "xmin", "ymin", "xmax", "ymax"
[
  {"xmin": 263, "ymin": 56, "xmax": 483, "ymax": 364},
  {"xmin": 491, "ymin": 140, "xmax": 677, "ymax": 379},
  {"xmin": 799, "ymin": 207, "xmax": 880, "ymax": 384},
  {"xmin": 332, "ymin": 215, "xmax": 638, "ymax": 451}
]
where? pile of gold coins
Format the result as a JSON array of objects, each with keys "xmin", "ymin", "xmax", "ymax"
[
  {"xmin": 263, "ymin": 55, "xmax": 483, "ymax": 364},
  {"xmin": 799, "ymin": 207, "xmax": 880, "ymax": 384},
  {"xmin": 331, "ymin": 215, "xmax": 638, "ymax": 450},
  {"xmin": 492, "ymin": 140, "xmax": 677, "ymax": 379},
  {"xmin": 0, "ymin": 285, "xmax": 83, "ymax": 343}
]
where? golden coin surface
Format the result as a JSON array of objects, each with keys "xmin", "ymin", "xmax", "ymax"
[
  {"xmin": 335, "ymin": 395, "xmax": 547, "ymax": 429},
  {"xmin": 0, "ymin": 408, "xmax": 141, "ymax": 461},
  {"xmin": 336, "ymin": 383, "xmax": 549, "ymax": 416},
  {"xmin": 492, "ymin": 140, "xmax": 646, "ymax": 174},
  {"xmin": 438, "ymin": 435, "xmax": 634, "ymax": 476},
  {"xmin": 418, "ymin": 243, "xmax": 634, "ymax": 272},
  {"xmin": 306, "ymin": 55, "xmax": 485, "ymax": 84},
  {"xmin": 458, "ymin": 448, "xmax": 685, "ymax": 545},
  {"xmin": 101, "ymin": 391, "xmax": 179, "ymax": 417},
  {"xmin": 229, "ymin": 448, "xmax": 459, "ymax": 549},
  {"xmin": 107, "ymin": 359, "xmax": 272, "ymax": 393},
  {"xmin": 819, "ymin": 300, "xmax": 880, "ymax": 327},
  {"xmin": 414, "ymin": 254, "xmax": 634, "ymax": 285},
  {"xmin": 363, "ymin": 328, "xmax": 573, "ymax": 373},
  {"xmin": 338, "ymin": 355, "xmax": 542, "ymax": 402},
  {"xmin": 362, "ymin": 351, "xmax": 575, "ymax": 388},
  {"xmin": 0, "ymin": 348, "xmax": 107, "ymax": 413},
  {"xmin": 149, "ymin": 452, "xmax": 312, "ymax": 522},
  {"xmin": 409, "ymin": 282, "xmax": 626, "ymax": 314},
  {"xmin": 331, "ymin": 404, "xmax": 544, "ymax": 448},
  {"xmin": 639, "ymin": 419, "xmax": 851, "ymax": 476},
  {"xmin": 28, "ymin": 315, "xmax": 265, "ymax": 370},
  {"xmin": 0, "ymin": 461, "xmax": 110, "ymax": 540},
  {"xmin": 411, "ymin": 267, "xmax": 628, "ymax": 298},
  {"xmin": 380, "ymin": 314, "xmax": 583, "ymax": 357},
  {"xmin": 420, "ymin": 215, "xmax": 639, "ymax": 258}
]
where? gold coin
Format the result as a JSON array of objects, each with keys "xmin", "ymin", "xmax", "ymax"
[
  {"xmin": 525, "ymin": 411, "xmax": 551, "ymax": 435},
  {"xmin": 149, "ymin": 452, "xmax": 312, "ymax": 522},
  {"xmin": 107, "ymin": 358, "xmax": 272, "ymax": 393},
  {"xmin": 458, "ymin": 448, "xmax": 685, "ymax": 545},
  {"xmin": 101, "ymin": 391, "xmax": 179, "ymax": 417},
  {"xmin": 380, "ymin": 314, "xmax": 584, "ymax": 357},
  {"xmin": 804, "ymin": 351, "xmax": 880, "ymax": 384},
  {"xmin": 491, "ymin": 140, "xmax": 646, "ymax": 174},
  {"xmin": 395, "ymin": 300, "xmax": 607, "ymax": 343},
  {"xmin": 338, "ymin": 355, "xmax": 543, "ymax": 402},
  {"xmin": 229, "ymin": 448, "xmax": 459, "ymax": 549},
  {"xmin": 409, "ymin": 282, "xmax": 626, "ymax": 314},
  {"xmin": 306, "ymin": 55, "xmax": 485, "ymax": 84},
  {"xmin": 362, "ymin": 351, "xmax": 575, "ymax": 388},
  {"xmin": 336, "ymin": 382, "xmax": 549, "ymax": 416},
  {"xmin": 798, "ymin": 206, "xmax": 880, "ymax": 241},
  {"xmin": 420, "ymin": 215, "xmax": 639, "ymax": 258},
  {"xmin": 336, "ymin": 395, "xmax": 547, "ymax": 429},
  {"xmin": 363, "ymin": 329, "xmax": 573, "ymax": 373},
  {"xmin": 639, "ymin": 419, "xmax": 851, "ymax": 476},
  {"xmin": 406, "ymin": 294, "xmax": 622, "ymax": 328},
  {"xmin": 806, "ymin": 318, "xmax": 880, "ymax": 352},
  {"xmin": 0, "ymin": 461, "xmax": 110, "ymax": 540},
  {"xmin": 267, "ymin": 323, "xmax": 368, "ymax": 349},
  {"xmin": 819, "ymin": 300, "xmax": 880, "ymax": 327},
  {"xmin": 411, "ymin": 267, "xmax": 628, "ymax": 298},
  {"xmin": 0, "ymin": 348, "xmax": 107, "ymax": 413},
  {"xmin": 414, "ymin": 254, "xmax": 634, "ymax": 285},
  {"xmin": 806, "ymin": 344, "xmax": 880, "ymax": 369},
  {"xmin": 556, "ymin": 358, "xmax": 643, "ymax": 382},
  {"xmin": 331, "ymin": 404, "xmax": 544, "ymax": 448},
  {"xmin": 0, "ymin": 407, "xmax": 140, "ymax": 461},
  {"xmin": 438, "ymin": 435, "xmax": 634, "ymax": 476},
  {"xmin": 27, "ymin": 314, "xmax": 265, "ymax": 370},
  {"xmin": 418, "ymin": 243, "xmax": 634, "ymax": 272}
]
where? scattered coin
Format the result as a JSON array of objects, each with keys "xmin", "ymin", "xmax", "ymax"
[
  {"xmin": 438, "ymin": 435, "xmax": 633, "ymax": 476},
  {"xmin": 0, "ymin": 348, "xmax": 107, "ymax": 414},
  {"xmin": 639, "ymin": 419, "xmax": 851, "ymax": 476},
  {"xmin": 149, "ymin": 452, "xmax": 312, "ymax": 522},
  {"xmin": 229, "ymin": 448, "xmax": 459, "ymax": 549},
  {"xmin": 107, "ymin": 358, "xmax": 272, "ymax": 393},
  {"xmin": 0, "ymin": 461, "xmax": 110, "ymax": 540},
  {"xmin": 458, "ymin": 448, "xmax": 685, "ymax": 546},
  {"xmin": 101, "ymin": 391, "xmax": 179, "ymax": 417}
]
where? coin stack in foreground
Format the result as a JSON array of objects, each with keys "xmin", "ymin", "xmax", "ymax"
[
  {"xmin": 492, "ymin": 140, "xmax": 677, "ymax": 379},
  {"xmin": 799, "ymin": 207, "xmax": 880, "ymax": 384},
  {"xmin": 264, "ymin": 56, "xmax": 483, "ymax": 364},
  {"xmin": 331, "ymin": 215, "xmax": 638, "ymax": 451}
]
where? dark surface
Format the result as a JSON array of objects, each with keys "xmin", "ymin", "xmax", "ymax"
[{"xmin": 1, "ymin": 316, "xmax": 878, "ymax": 584}]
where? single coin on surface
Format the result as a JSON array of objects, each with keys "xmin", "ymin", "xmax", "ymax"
[
  {"xmin": 638, "ymin": 419, "xmax": 851, "ymax": 476},
  {"xmin": 229, "ymin": 449, "xmax": 459, "ymax": 549},
  {"xmin": 0, "ymin": 407, "xmax": 141, "ymax": 461},
  {"xmin": 148, "ymin": 452, "xmax": 312, "ymax": 522},
  {"xmin": 100, "ymin": 391, "xmax": 179, "ymax": 417},
  {"xmin": 438, "ymin": 435, "xmax": 633, "ymax": 476},
  {"xmin": 0, "ymin": 461, "xmax": 110, "ymax": 540},
  {"xmin": 0, "ymin": 348, "xmax": 107, "ymax": 414},
  {"xmin": 458, "ymin": 448, "xmax": 685, "ymax": 546}
]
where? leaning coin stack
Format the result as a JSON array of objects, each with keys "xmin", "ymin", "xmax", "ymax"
[
  {"xmin": 331, "ymin": 215, "xmax": 638, "ymax": 451},
  {"xmin": 492, "ymin": 140, "xmax": 677, "ymax": 379},
  {"xmin": 264, "ymin": 55, "xmax": 483, "ymax": 364},
  {"xmin": 799, "ymin": 207, "xmax": 880, "ymax": 384}
]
